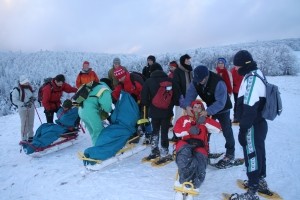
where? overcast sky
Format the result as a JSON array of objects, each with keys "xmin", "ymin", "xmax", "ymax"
[{"xmin": 1, "ymin": 0, "xmax": 300, "ymax": 55}]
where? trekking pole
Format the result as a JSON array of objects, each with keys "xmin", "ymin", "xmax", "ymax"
[{"xmin": 33, "ymin": 103, "xmax": 43, "ymax": 124}]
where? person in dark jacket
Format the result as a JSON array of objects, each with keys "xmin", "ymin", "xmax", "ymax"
[
  {"xmin": 228, "ymin": 50, "xmax": 268, "ymax": 200},
  {"xmin": 142, "ymin": 55, "xmax": 163, "ymax": 79},
  {"xmin": 182, "ymin": 65, "xmax": 235, "ymax": 169},
  {"xmin": 141, "ymin": 69, "xmax": 180, "ymax": 164},
  {"xmin": 171, "ymin": 54, "xmax": 194, "ymax": 142},
  {"xmin": 42, "ymin": 74, "xmax": 77, "ymax": 123}
]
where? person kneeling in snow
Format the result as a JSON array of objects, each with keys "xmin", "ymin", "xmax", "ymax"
[
  {"xmin": 21, "ymin": 99, "xmax": 80, "ymax": 154},
  {"xmin": 173, "ymin": 100, "xmax": 221, "ymax": 196}
]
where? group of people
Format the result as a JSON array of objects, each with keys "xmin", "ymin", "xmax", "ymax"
[{"xmin": 12, "ymin": 50, "xmax": 269, "ymax": 200}]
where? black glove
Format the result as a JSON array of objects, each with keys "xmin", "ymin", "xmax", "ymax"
[
  {"xmin": 238, "ymin": 130, "xmax": 247, "ymax": 147},
  {"xmin": 186, "ymin": 138, "xmax": 204, "ymax": 148},
  {"xmin": 189, "ymin": 125, "xmax": 200, "ymax": 135}
]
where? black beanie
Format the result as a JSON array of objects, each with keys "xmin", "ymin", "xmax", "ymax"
[
  {"xmin": 55, "ymin": 74, "xmax": 65, "ymax": 82},
  {"xmin": 233, "ymin": 50, "xmax": 254, "ymax": 67},
  {"xmin": 147, "ymin": 55, "xmax": 156, "ymax": 63},
  {"xmin": 180, "ymin": 54, "xmax": 191, "ymax": 66}
]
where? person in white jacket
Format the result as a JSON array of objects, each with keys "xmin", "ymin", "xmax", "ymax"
[{"xmin": 11, "ymin": 75, "xmax": 35, "ymax": 142}]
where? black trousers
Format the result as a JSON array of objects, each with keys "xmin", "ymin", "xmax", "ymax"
[{"xmin": 151, "ymin": 117, "xmax": 171, "ymax": 149}]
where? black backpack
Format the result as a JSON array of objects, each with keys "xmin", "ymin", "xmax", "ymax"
[
  {"xmin": 38, "ymin": 78, "xmax": 53, "ymax": 105},
  {"xmin": 10, "ymin": 87, "xmax": 20, "ymax": 108},
  {"xmin": 129, "ymin": 72, "xmax": 145, "ymax": 88}
]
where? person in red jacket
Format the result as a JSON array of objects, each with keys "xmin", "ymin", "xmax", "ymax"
[
  {"xmin": 76, "ymin": 61, "xmax": 99, "ymax": 88},
  {"xmin": 42, "ymin": 74, "xmax": 77, "ymax": 123},
  {"xmin": 173, "ymin": 100, "xmax": 221, "ymax": 198},
  {"xmin": 168, "ymin": 60, "xmax": 178, "ymax": 79},
  {"xmin": 112, "ymin": 66, "xmax": 143, "ymax": 102},
  {"xmin": 230, "ymin": 66, "xmax": 244, "ymax": 123},
  {"xmin": 216, "ymin": 58, "xmax": 233, "ymax": 95}
]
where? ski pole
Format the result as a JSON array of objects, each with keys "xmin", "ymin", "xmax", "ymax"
[{"xmin": 33, "ymin": 103, "xmax": 43, "ymax": 124}]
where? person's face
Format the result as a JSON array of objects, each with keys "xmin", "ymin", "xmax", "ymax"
[
  {"xmin": 147, "ymin": 59, "xmax": 154, "ymax": 65},
  {"xmin": 169, "ymin": 66, "xmax": 176, "ymax": 72},
  {"xmin": 184, "ymin": 58, "xmax": 191, "ymax": 65},
  {"xmin": 55, "ymin": 80, "xmax": 64, "ymax": 87},
  {"xmin": 118, "ymin": 75, "xmax": 126, "ymax": 82},
  {"xmin": 113, "ymin": 63, "xmax": 120, "ymax": 68},
  {"xmin": 83, "ymin": 63, "xmax": 89, "ymax": 70},
  {"xmin": 192, "ymin": 103, "xmax": 203, "ymax": 113},
  {"xmin": 217, "ymin": 62, "xmax": 225, "ymax": 69},
  {"xmin": 199, "ymin": 76, "xmax": 208, "ymax": 85}
]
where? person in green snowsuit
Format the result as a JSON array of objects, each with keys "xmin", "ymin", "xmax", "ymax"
[{"xmin": 78, "ymin": 82, "xmax": 112, "ymax": 145}]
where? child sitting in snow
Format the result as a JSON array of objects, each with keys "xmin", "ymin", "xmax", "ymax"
[{"xmin": 173, "ymin": 100, "xmax": 221, "ymax": 199}]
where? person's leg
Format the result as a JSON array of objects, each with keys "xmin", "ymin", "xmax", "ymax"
[
  {"xmin": 215, "ymin": 111, "xmax": 235, "ymax": 158},
  {"xmin": 44, "ymin": 110, "xmax": 54, "ymax": 123},
  {"xmin": 19, "ymin": 109, "xmax": 28, "ymax": 141},
  {"xmin": 160, "ymin": 117, "xmax": 171, "ymax": 152}
]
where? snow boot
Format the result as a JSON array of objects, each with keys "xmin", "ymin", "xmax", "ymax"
[
  {"xmin": 243, "ymin": 178, "xmax": 269, "ymax": 194},
  {"xmin": 230, "ymin": 185, "xmax": 259, "ymax": 200},
  {"xmin": 152, "ymin": 148, "xmax": 173, "ymax": 166},
  {"xmin": 143, "ymin": 133, "xmax": 152, "ymax": 145},
  {"xmin": 143, "ymin": 147, "xmax": 160, "ymax": 162},
  {"xmin": 214, "ymin": 155, "xmax": 235, "ymax": 169}
]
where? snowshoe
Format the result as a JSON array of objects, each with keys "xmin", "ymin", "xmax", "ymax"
[
  {"xmin": 142, "ymin": 148, "xmax": 160, "ymax": 162},
  {"xmin": 237, "ymin": 179, "xmax": 283, "ymax": 199},
  {"xmin": 224, "ymin": 192, "xmax": 259, "ymax": 200},
  {"xmin": 174, "ymin": 181, "xmax": 199, "ymax": 200},
  {"xmin": 208, "ymin": 152, "xmax": 224, "ymax": 159},
  {"xmin": 151, "ymin": 154, "xmax": 174, "ymax": 167},
  {"xmin": 211, "ymin": 158, "xmax": 244, "ymax": 169}
]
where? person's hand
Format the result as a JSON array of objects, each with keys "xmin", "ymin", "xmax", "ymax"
[
  {"xmin": 196, "ymin": 116, "xmax": 206, "ymax": 124},
  {"xmin": 29, "ymin": 97, "xmax": 36, "ymax": 102},
  {"xmin": 185, "ymin": 106, "xmax": 194, "ymax": 117},
  {"xmin": 200, "ymin": 110, "xmax": 208, "ymax": 117},
  {"xmin": 189, "ymin": 125, "xmax": 200, "ymax": 135},
  {"xmin": 179, "ymin": 95, "xmax": 185, "ymax": 107},
  {"xmin": 23, "ymin": 101, "xmax": 32, "ymax": 108}
]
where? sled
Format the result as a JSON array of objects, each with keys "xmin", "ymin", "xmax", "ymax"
[
  {"xmin": 19, "ymin": 130, "xmax": 80, "ymax": 157},
  {"xmin": 78, "ymin": 136, "xmax": 147, "ymax": 171}
]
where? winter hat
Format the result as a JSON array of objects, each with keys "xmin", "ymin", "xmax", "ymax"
[
  {"xmin": 193, "ymin": 65, "xmax": 209, "ymax": 83},
  {"xmin": 114, "ymin": 66, "xmax": 126, "ymax": 80},
  {"xmin": 83, "ymin": 61, "xmax": 89, "ymax": 66},
  {"xmin": 55, "ymin": 74, "xmax": 65, "ymax": 82},
  {"xmin": 147, "ymin": 55, "xmax": 156, "ymax": 63},
  {"xmin": 233, "ymin": 50, "xmax": 254, "ymax": 67},
  {"xmin": 191, "ymin": 100, "xmax": 205, "ymax": 110},
  {"xmin": 217, "ymin": 58, "xmax": 226, "ymax": 64},
  {"xmin": 179, "ymin": 54, "xmax": 191, "ymax": 66},
  {"xmin": 62, "ymin": 99, "xmax": 73, "ymax": 109},
  {"xmin": 113, "ymin": 57, "xmax": 121, "ymax": 65},
  {"xmin": 169, "ymin": 61, "xmax": 178, "ymax": 68},
  {"xmin": 19, "ymin": 75, "xmax": 29, "ymax": 85}
]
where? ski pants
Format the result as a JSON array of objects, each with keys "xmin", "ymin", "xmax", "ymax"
[
  {"xmin": 176, "ymin": 144, "xmax": 207, "ymax": 188},
  {"xmin": 213, "ymin": 111, "xmax": 235, "ymax": 157},
  {"xmin": 151, "ymin": 117, "xmax": 171, "ymax": 150},
  {"xmin": 19, "ymin": 107, "xmax": 35, "ymax": 141},
  {"xmin": 242, "ymin": 119, "xmax": 268, "ymax": 189}
]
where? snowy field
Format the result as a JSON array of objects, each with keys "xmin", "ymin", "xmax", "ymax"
[{"xmin": 1, "ymin": 73, "xmax": 300, "ymax": 199}]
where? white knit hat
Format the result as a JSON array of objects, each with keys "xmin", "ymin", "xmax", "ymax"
[{"xmin": 19, "ymin": 75, "xmax": 29, "ymax": 85}]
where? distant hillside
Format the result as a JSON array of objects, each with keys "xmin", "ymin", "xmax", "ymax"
[{"xmin": 0, "ymin": 38, "xmax": 299, "ymax": 116}]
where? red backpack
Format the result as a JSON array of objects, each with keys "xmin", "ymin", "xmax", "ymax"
[{"xmin": 152, "ymin": 81, "xmax": 173, "ymax": 109}]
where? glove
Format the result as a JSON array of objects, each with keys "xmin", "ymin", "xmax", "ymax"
[
  {"xmin": 238, "ymin": 130, "xmax": 247, "ymax": 147},
  {"xmin": 189, "ymin": 125, "xmax": 200, "ymax": 135},
  {"xmin": 29, "ymin": 96, "xmax": 36, "ymax": 102},
  {"xmin": 23, "ymin": 101, "xmax": 32, "ymax": 108},
  {"xmin": 196, "ymin": 116, "xmax": 206, "ymax": 124}
]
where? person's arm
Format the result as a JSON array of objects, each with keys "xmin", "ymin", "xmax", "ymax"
[
  {"xmin": 62, "ymin": 83, "xmax": 77, "ymax": 93},
  {"xmin": 98, "ymin": 90, "xmax": 113, "ymax": 113}
]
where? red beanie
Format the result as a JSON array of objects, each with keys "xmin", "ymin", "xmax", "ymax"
[
  {"xmin": 114, "ymin": 67, "xmax": 126, "ymax": 80},
  {"xmin": 169, "ymin": 61, "xmax": 178, "ymax": 68},
  {"xmin": 191, "ymin": 100, "xmax": 205, "ymax": 110}
]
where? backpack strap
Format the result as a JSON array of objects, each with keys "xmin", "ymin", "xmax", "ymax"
[{"xmin": 245, "ymin": 71, "xmax": 267, "ymax": 85}]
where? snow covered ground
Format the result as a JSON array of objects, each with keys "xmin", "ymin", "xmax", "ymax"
[{"xmin": 1, "ymin": 72, "xmax": 300, "ymax": 200}]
